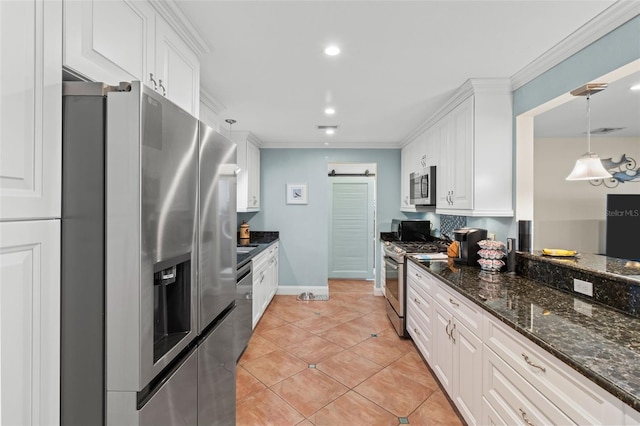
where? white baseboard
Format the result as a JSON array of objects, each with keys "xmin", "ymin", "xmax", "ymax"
[
  {"xmin": 276, "ymin": 286, "xmax": 329, "ymax": 296},
  {"xmin": 276, "ymin": 285, "xmax": 386, "ymax": 297}
]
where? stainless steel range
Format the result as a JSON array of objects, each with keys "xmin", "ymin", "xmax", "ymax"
[{"xmin": 383, "ymin": 239, "xmax": 449, "ymax": 337}]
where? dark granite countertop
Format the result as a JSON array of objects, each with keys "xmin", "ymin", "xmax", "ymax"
[
  {"xmin": 520, "ymin": 251, "xmax": 640, "ymax": 286},
  {"xmin": 237, "ymin": 231, "xmax": 279, "ymax": 268},
  {"xmin": 407, "ymin": 256, "xmax": 640, "ymax": 411}
]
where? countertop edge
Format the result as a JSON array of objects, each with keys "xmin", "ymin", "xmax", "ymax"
[
  {"xmin": 407, "ymin": 257, "xmax": 640, "ymax": 412},
  {"xmin": 237, "ymin": 238, "xmax": 279, "ymax": 269}
]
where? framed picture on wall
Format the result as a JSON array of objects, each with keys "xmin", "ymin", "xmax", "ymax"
[{"xmin": 286, "ymin": 183, "xmax": 308, "ymax": 204}]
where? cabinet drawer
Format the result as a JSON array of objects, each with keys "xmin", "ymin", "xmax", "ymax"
[
  {"xmin": 484, "ymin": 314, "xmax": 623, "ymax": 425},
  {"xmin": 407, "ymin": 262, "xmax": 436, "ymax": 295},
  {"xmin": 407, "ymin": 303, "xmax": 432, "ymax": 362},
  {"xmin": 434, "ymin": 280, "xmax": 482, "ymax": 336},
  {"xmin": 407, "ymin": 280, "xmax": 431, "ymax": 318},
  {"xmin": 484, "ymin": 347, "xmax": 574, "ymax": 426}
]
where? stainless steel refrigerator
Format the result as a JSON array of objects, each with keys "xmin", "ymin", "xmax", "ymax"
[{"xmin": 62, "ymin": 81, "xmax": 237, "ymax": 425}]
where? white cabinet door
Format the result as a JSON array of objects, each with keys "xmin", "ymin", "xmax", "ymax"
[
  {"xmin": 247, "ymin": 142, "xmax": 261, "ymax": 210},
  {"xmin": 63, "ymin": 0, "xmax": 200, "ymax": 116},
  {"xmin": 449, "ymin": 97, "xmax": 473, "ymax": 210},
  {"xmin": 436, "ymin": 117, "xmax": 452, "ymax": 209},
  {"xmin": 400, "ymin": 140, "xmax": 419, "ymax": 211},
  {"xmin": 437, "ymin": 97, "xmax": 473, "ymax": 211},
  {"xmin": 1, "ymin": 0, "xmax": 61, "ymax": 220},
  {"xmin": 0, "ymin": 220, "xmax": 60, "ymax": 425},
  {"xmin": 452, "ymin": 319, "xmax": 483, "ymax": 425},
  {"xmin": 154, "ymin": 16, "xmax": 200, "ymax": 116},
  {"xmin": 63, "ymin": 0, "xmax": 154, "ymax": 85},
  {"xmin": 234, "ymin": 132, "xmax": 261, "ymax": 212},
  {"xmin": 432, "ymin": 300, "xmax": 454, "ymax": 394}
]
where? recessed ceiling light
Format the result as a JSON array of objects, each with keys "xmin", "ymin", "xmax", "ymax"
[
  {"xmin": 631, "ymin": 84, "xmax": 640, "ymax": 91},
  {"xmin": 325, "ymin": 129, "xmax": 335, "ymax": 135},
  {"xmin": 324, "ymin": 107, "xmax": 335, "ymax": 115},
  {"xmin": 324, "ymin": 45, "xmax": 340, "ymax": 56}
]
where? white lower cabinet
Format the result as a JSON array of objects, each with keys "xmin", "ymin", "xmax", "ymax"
[
  {"xmin": 405, "ymin": 261, "xmax": 637, "ymax": 426},
  {"xmin": 483, "ymin": 313, "xmax": 625, "ymax": 425},
  {"xmin": 0, "ymin": 220, "xmax": 60, "ymax": 425},
  {"xmin": 432, "ymin": 299, "xmax": 483, "ymax": 425},
  {"xmin": 251, "ymin": 243, "xmax": 279, "ymax": 328},
  {"xmin": 407, "ymin": 262, "xmax": 482, "ymax": 425}
]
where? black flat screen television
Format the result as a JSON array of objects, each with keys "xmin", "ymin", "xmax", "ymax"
[{"xmin": 606, "ymin": 194, "xmax": 640, "ymax": 260}]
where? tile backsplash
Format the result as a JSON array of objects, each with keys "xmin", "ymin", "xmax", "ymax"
[{"xmin": 440, "ymin": 215, "xmax": 467, "ymax": 239}]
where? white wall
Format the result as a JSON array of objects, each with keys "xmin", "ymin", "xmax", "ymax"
[{"xmin": 534, "ymin": 136, "xmax": 640, "ymax": 253}]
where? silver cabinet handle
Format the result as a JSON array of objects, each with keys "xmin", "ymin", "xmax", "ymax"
[
  {"xmin": 149, "ymin": 73, "xmax": 158, "ymax": 90},
  {"xmin": 414, "ymin": 298, "xmax": 420, "ymax": 305},
  {"xmin": 519, "ymin": 408, "xmax": 535, "ymax": 426},
  {"xmin": 450, "ymin": 323, "xmax": 456, "ymax": 343},
  {"xmin": 414, "ymin": 272, "xmax": 422, "ymax": 279},
  {"xmin": 413, "ymin": 327, "xmax": 420, "ymax": 336},
  {"xmin": 445, "ymin": 319, "xmax": 451, "ymax": 340},
  {"xmin": 158, "ymin": 79, "xmax": 166, "ymax": 96},
  {"xmin": 449, "ymin": 298, "xmax": 459, "ymax": 307},
  {"xmin": 521, "ymin": 353, "xmax": 546, "ymax": 372},
  {"xmin": 260, "ymin": 272, "xmax": 265, "ymax": 283}
]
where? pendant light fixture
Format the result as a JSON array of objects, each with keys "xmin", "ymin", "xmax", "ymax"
[{"xmin": 566, "ymin": 83, "xmax": 612, "ymax": 181}]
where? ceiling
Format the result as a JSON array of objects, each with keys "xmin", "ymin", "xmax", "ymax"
[
  {"xmin": 534, "ymin": 70, "xmax": 640, "ymax": 138},
  {"xmin": 179, "ymin": 0, "xmax": 618, "ymax": 148}
]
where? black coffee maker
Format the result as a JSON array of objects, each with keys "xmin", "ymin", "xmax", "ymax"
[{"xmin": 454, "ymin": 227, "xmax": 488, "ymax": 265}]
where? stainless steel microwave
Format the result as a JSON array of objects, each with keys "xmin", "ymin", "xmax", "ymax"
[{"xmin": 409, "ymin": 166, "xmax": 436, "ymax": 206}]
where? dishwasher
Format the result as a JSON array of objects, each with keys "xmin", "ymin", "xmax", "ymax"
[{"xmin": 234, "ymin": 261, "xmax": 253, "ymax": 362}]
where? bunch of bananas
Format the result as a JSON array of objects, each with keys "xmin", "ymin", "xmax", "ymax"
[{"xmin": 542, "ymin": 248, "xmax": 577, "ymax": 257}]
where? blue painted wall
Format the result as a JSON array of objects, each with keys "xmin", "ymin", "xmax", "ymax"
[
  {"xmin": 240, "ymin": 149, "xmax": 402, "ymax": 290},
  {"xmin": 514, "ymin": 16, "xmax": 640, "ymax": 116}
]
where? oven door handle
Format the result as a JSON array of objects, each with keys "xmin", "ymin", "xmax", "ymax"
[{"xmin": 384, "ymin": 257, "xmax": 399, "ymax": 270}]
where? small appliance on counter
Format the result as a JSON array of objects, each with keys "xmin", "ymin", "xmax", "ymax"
[
  {"xmin": 391, "ymin": 219, "xmax": 432, "ymax": 241},
  {"xmin": 453, "ymin": 227, "xmax": 488, "ymax": 265}
]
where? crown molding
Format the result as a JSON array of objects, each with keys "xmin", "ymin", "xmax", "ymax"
[
  {"xmin": 229, "ymin": 131, "xmax": 264, "ymax": 148},
  {"xmin": 259, "ymin": 140, "xmax": 401, "ymax": 149},
  {"xmin": 150, "ymin": 0, "xmax": 213, "ymax": 57},
  {"xmin": 511, "ymin": 1, "xmax": 640, "ymax": 91},
  {"xmin": 200, "ymin": 89, "xmax": 227, "ymax": 115},
  {"xmin": 400, "ymin": 78, "xmax": 511, "ymax": 147}
]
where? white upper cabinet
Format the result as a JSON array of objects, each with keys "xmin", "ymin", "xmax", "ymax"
[
  {"xmin": 436, "ymin": 79, "xmax": 513, "ymax": 217},
  {"xmin": 400, "ymin": 123, "xmax": 439, "ymax": 212},
  {"xmin": 1, "ymin": 0, "xmax": 61, "ymax": 220},
  {"xmin": 403, "ymin": 78, "xmax": 513, "ymax": 217},
  {"xmin": 232, "ymin": 132, "xmax": 261, "ymax": 212},
  {"xmin": 63, "ymin": 0, "xmax": 153, "ymax": 84},
  {"xmin": 63, "ymin": 0, "xmax": 201, "ymax": 115},
  {"xmin": 400, "ymin": 140, "xmax": 417, "ymax": 211},
  {"xmin": 438, "ymin": 97, "xmax": 474, "ymax": 211},
  {"xmin": 154, "ymin": 17, "xmax": 200, "ymax": 116}
]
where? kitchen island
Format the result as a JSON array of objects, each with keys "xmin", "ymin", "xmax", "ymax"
[{"xmin": 408, "ymin": 255, "xmax": 640, "ymax": 417}]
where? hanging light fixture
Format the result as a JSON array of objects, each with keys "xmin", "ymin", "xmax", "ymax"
[{"xmin": 566, "ymin": 83, "xmax": 612, "ymax": 181}]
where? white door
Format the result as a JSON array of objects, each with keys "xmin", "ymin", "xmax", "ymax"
[{"xmin": 328, "ymin": 176, "xmax": 375, "ymax": 279}]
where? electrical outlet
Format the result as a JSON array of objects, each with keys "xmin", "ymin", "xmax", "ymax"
[{"xmin": 573, "ymin": 278, "xmax": 593, "ymax": 297}]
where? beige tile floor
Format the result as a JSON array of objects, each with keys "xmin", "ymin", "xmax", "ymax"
[{"xmin": 236, "ymin": 279, "xmax": 463, "ymax": 426}]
